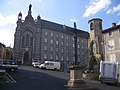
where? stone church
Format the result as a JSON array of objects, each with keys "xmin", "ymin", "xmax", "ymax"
[{"xmin": 13, "ymin": 4, "xmax": 89, "ymax": 71}]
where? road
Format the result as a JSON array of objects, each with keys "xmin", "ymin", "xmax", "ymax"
[{"xmin": 0, "ymin": 66, "xmax": 120, "ymax": 90}]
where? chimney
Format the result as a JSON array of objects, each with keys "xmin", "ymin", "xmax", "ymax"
[{"xmin": 112, "ymin": 23, "xmax": 116, "ymax": 27}]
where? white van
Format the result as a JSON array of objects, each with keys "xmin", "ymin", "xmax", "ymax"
[
  {"xmin": 39, "ymin": 61, "xmax": 60, "ymax": 70},
  {"xmin": 99, "ymin": 61, "xmax": 119, "ymax": 85}
]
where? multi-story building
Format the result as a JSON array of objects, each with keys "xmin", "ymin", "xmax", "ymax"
[
  {"xmin": 102, "ymin": 23, "xmax": 120, "ymax": 62},
  {"xmin": 13, "ymin": 4, "xmax": 89, "ymax": 71}
]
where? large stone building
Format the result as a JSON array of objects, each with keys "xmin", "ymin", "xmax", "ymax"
[{"xmin": 13, "ymin": 4, "xmax": 89, "ymax": 71}]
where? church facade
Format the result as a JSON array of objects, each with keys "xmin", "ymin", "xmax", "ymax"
[{"xmin": 13, "ymin": 5, "xmax": 89, "ymax": 71}]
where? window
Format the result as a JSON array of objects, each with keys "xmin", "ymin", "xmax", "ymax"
[
  {"xmin": 90, "ymin": 22, "xmax": 93, "ymax": 30},
  {"xmin": 78, "ymin": 44, "xmax": 80, "ymax": 48},
  {"xmin": 56, "ymin": 34, "xmax": 59, "ymax": 38},
  {"xmin": 108, "ymin": 40, "xmax": 114, "ymax": 50},
  {"xmin": 22, "ymin": 37, "xmax": 25, "ymax": 47},
  {"xmin": 26, "ymin": 34, "xmax": 29, "ymax": 46},
  {"xmin": 109, "ymin": 54, "xmax": 116, "ymax": 62},
  {"xmin": 61, "ymin": 42, "xmax": 64, "ymax": 46},
  {"xmin": 50, "ymin": 54, "xmax": 53, "ymax": 60},
  {"xmin": 61, "ymin": 35, "xmax": 64, "ymax": 39},
  {"xmin": 45, "ymin": 31, "xmax": 47, "ymax": 35},
  {"xmin": 44, "ymin": 38, "xmax": 47, "ymax": 43},
  {"xmin": 30, "ymin": 37, "xmax": 33, "ymax": 46},
  {"xmin": 51, "ymin": 39, "xmax": 53, "ymax": 44},
  {"xmin": 56, "ymin": 48, "xmax": 59, "ymax": 53},
  {"xmin": 51, "ymin": 33, "xmax": 53, "ymax": 37},
  {"xmin": 61, "ymin": 48, "xmax": 64, "ymax": 53},
  {"xmin": 56, "ymin": 55, "xmax": 59, "ymax": 61},
  {"xmin": 61, "ymin": 56, "xmax": 64, "ymax": 61},
  {"xmin": 66, "ymin": 36, "xmax": 69, "ymax": 40},
  {"xmin": 44, "ymin": 54, "xmax": 47, "ymax": 59},
  {"xmin": 118, "ymin": 29, "xmax": 120, "ymax": 32},
  {"xmin": 66, "ymin": 49, "xmax": 69, "ymax": 54},
  {"xmin": 44, "ymin": 46, "xmax": 47, "ymax": 50},
  {"xmin": 73, "ymin": 37, "xmax": 74, "ymax": 41},
  {"xmin": 66, "ymin": 56, "xmax": 69, "ymax": 62},
  {"xmin": 77, "ymin": 38, "xmax": 80, "ymax": 42},
  {"xmin": 109, "ymin": 31, "xmax": 112, "ymax": 36},
  {"xmin": 50, "ymin": 47, "xmax": 53, "ymax": 52},
  {"xmin": 66, "ymin": 42, "xmax": 69, "ymax": 47},
  {"xmin": 73, "ymin": 44, "xmax": 75, "ymax": 48},
  {"xmin": 56, "ymin": 40, "xmax": 59, "ymax": 45},
  {"xmin": 119, "ymin": 38, "xmax": 120, "ymax": 45}
]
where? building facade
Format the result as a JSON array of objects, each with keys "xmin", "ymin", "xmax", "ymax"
[
  {"xmin": 13, "ymin": 4, "xmax": 89, "ymax": 71},
  {"xmin": 88, "ymin": 18, "xmax": 120, "ymax": 73},
  {"xmin": 102, "ymin": 23, "xmax": 120, "ymax": 62}
]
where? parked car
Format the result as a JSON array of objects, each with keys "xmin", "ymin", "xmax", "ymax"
[
  {"xmin": 32, "ymin": 61, "xmax": 40, "ymax": 68},
  {"xmin": 2, "ymin": 60, "xmax": 18, "ymax": 71}
]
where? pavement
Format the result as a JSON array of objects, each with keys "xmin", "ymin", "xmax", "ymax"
[{"xmin": 0, "ymin": 65, "xmax": 120, "ymax": 90}]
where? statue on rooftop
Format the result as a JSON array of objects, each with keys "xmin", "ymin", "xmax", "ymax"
[{"xmin": 29, "ymin": 4, "xmax": 32, "ymax": 12}]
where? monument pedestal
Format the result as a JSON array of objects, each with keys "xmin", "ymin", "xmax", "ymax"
[{"xmin": 65, "ymin": 65, "xmax": 86, "ymax": 89}]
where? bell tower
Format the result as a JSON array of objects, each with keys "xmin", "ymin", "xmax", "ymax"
[{"xmin": 88, "ymin": 18, "xmax": 103, "ymax": 72}]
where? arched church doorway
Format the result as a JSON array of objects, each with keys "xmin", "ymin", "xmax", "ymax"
[
  {"xmin": 23, "ymin": 51, "xmax": 29, "ymax": 64},
  {"xmin": 89, "ymin": 56, "xmax": 99, "ymax": 72}
]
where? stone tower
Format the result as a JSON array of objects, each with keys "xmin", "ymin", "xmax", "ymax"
[{"xmin": 88, "ymin": 18, "xmax": 103, "ymax": 72}]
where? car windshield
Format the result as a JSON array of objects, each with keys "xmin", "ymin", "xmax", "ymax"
[{"xmin": 3, "ymin": 61, "xmax": 17, "ymax": 65}]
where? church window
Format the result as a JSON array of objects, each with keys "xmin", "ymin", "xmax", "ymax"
[
  {"xmin": 26, "ymin": 34, "xmax": 29, "ymax": 46},
  {"xmin": 91, "ymin": 42, "xmax": 97, "ymax": 55},
  {"xmin": 22, "ymin": 37, "xmax": 25, "ymax": 47},
  {"xmin": 30, "ymin": 37, "xmax": 33, "ymax": 46}
]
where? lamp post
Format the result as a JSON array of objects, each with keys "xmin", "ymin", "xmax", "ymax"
[{"xmin": 65, "ymin": 22, "xmax": 86, "ymax": 89}]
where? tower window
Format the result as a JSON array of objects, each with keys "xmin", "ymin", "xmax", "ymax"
[{"xmin": 90, "ymin": 22, "xmax": 93, "ymax": 30}]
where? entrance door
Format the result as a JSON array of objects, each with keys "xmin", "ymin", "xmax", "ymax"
[
  {"xmin": 23, "ymin": 51, "xmax": 29, "ymax": 64},
  {"xmin": 89, "ymin": 57, "xmax": 98, "ymax": 72}
]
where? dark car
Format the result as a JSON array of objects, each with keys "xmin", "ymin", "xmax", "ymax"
[{"xmin": 3, "ymin": 60, "xmax": 18, "ymax": 71}]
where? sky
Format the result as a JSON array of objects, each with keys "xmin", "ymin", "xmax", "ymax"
[{"xmin": 0, "ymin": 0, "xmax": 120, "ymax": 47}]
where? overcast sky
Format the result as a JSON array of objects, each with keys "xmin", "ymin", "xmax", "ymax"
[{"xmin": 0, "ymin": 0, "xmax": 120, "ymax": 47}]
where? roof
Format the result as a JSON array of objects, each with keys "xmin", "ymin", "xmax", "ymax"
[
  {"xmin": 102, "ymin": 24, "xmax": 120, "ymax": 33},
  {"xmin": 41, "ymin": 19, "xmax": 89, "ymax": 39}
]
